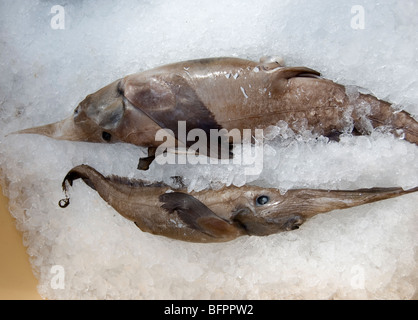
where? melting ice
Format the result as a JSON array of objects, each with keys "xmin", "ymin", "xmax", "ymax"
[{"xmin": 0, "ymin": 0, "xmax": 417, "ymax": 299}]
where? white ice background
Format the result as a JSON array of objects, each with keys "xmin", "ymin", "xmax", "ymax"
[{"xmin": 0, "ymin": 0, "xmax": 417, "ymax": 299}]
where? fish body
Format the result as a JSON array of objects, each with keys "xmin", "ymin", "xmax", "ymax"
[
  {"xmin": 61, "ymin": 165, "xmax": 418, "ymax": 243},
  {"xmin": 16, "ymin": 57, "xmax": 418, "ymax": 169}
]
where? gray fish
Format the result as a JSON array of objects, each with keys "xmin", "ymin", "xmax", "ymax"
[
  {"xmin": 60, "ymin": 164, "xmax": 418, "ymax": 243},
  {"xmin": 15, "ymin": 57, "xmax": 418, "ymax": 169}
]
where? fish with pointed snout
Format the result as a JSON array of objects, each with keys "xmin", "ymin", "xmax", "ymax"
[
  {"xmin": 60, "ymin": 164, "xmax": 418, "ymax": 243},
  {"xmin": 14, "ymin": 57, "xmax": 418, "ymax": 169}
]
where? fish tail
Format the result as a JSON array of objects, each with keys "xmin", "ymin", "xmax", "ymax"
[
  {"xmin": 391, "ymin": 110, "xmax": 418, "ymax": 145},
  {"xmin": 59, "ymin": 165, "xmax": 104, "ymax": 207},
  {"xmin": 354, "ymin": 94, "xmax": 418, "ymax": 145}
]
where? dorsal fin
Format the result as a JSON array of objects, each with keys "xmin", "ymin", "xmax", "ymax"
[
  {"xmin": 276, "ymin": 66, "xmax": 321, "ymax": 79},
  {"xmin": 270, "ymin": 66, "xmax": 321, "ymax": 96},
  {"xmin": 107, "ymin": 175, "xmax": 169, "ymax": 188}
]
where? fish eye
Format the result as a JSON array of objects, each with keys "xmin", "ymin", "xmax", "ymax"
[
  {"xmin": 256, "ymin": 195, "xmax": 269, "ymax": 206},
  {"xmin": 102, "ymin": 131, "xmax": 112, "ymax": 142}
]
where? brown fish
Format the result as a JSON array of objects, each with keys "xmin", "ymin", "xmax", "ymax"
[
  {"xmin": 60, "ymin": 164, "xmax": 418, "ymax": 243},
  {"xmin": 15, "ymin": 57, "xmax": 418, "ymax": 169}
]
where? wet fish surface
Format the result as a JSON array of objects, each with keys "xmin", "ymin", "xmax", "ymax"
[
  {"xmin": 60, "ymin": 164, "xmax": 418, "ymax": 243},
  {"xmin": 15, "ymin": 57, "xmax": 418, "ymax": 169}
]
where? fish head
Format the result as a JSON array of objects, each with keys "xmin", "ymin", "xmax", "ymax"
[
  {"xmin": 70, "ymin": 79, "xmax": 126, "ymax": 143},
  {"xmin": 14, "ymin": 78, "xmax": 168, "ymax": 147},
  {"xmin": 230, "ymin": 185, "xmax": 418, "ymax": 237},
  {"xmin": 231, "ymin": 187, "xmax": 305, "ymax": 236},
  {"xmin": 13, "ymin": 79, "xmax": 135, "ymax": 144}
]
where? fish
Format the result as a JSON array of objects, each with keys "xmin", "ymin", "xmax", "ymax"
[
  {"xmin": 59, "ymin": 164, "xmax": 418, "ymax": 243},
  {"xmin": 14, "ymin": 57, "xmax": 418, "ymax": 170}
]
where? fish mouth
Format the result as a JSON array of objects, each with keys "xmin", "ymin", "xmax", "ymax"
[
  {"xmin": 230, "ymin": 206, "xmax": 255, "ymax": 224},
  {"xmin": 231, "ymin": 207, "xmax": 253, "ymax": 217}
]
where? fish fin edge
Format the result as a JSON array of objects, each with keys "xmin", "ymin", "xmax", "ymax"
[{"xmin": 159, "ymin": 192, "xmax": 238, "ymax": 238}]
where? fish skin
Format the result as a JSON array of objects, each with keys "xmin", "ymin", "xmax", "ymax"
[
  {"xmin": 60, "ymin": 164, "xmax": 418, "ymax": 243},
  {"xmin": 14, "ymin": 57, "xmax": 418, "ymax": 169}
]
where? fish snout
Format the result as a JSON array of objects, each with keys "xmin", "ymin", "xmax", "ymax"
[{"xmin": 11, "ymin": 115, "xmax": 89, "ymax": 141}]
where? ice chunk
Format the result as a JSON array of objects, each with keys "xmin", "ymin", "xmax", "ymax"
[{"xmin": 0, "ymin": 0, "xmax": 417, "ymax": 300}]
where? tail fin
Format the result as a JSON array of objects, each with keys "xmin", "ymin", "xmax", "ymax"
[{"xmin": 354, "ymin": 94, "xmax": 418, "ymax": 145}]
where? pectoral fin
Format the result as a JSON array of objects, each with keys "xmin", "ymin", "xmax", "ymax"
[
  {"xmin": 123, "ymin": 74, "xmax": 222, "ymax": 147},
  {"xmin": 159, "ymin": 192, "xmax": 239, "ymax": 238}
]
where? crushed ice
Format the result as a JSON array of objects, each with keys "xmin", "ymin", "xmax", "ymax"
[{"xmin": 0, "ymin": 0, "xmax": 417, "ymax": 299}]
